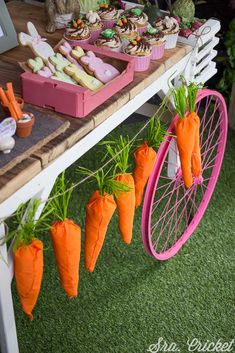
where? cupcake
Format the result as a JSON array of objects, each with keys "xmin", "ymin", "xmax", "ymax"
[
  {"xmin": 125, "ymin": 7, "xmax": 148, "ymax": 35},
  {"xmin": 85, "ymin": 11, "xmax": 104, "ymax": 43},
  {"xmin": 123, "ymin": 36, "xmax": 152, "ymax": 72},
  {"xmin": 98, "ymin": 2, "xmax": 119, "ymax": 29},
  {"xmin": 153, "ymin": 16, "xmax": 179, "ymax": 49},
  {"xmin": 142, "ymin": 26, "xmax": 165, "ymax": 60},
  {"xmin": 64, "ymin": 19, "xmax": 91, "ymax": 45},
  {"xmin": 113, "ymin": 16, "xmax": 138, "ymax": 41},
  {"xmin": 95, "ymin": 29, "xmax": 122, "ymax": 52}
]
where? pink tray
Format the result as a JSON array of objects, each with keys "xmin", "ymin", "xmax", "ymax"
[{"xmin": 21, "ymin": 43, "xmax": 135, "ymax": 118}]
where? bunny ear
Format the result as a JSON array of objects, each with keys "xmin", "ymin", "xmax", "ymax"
[
  {"xmin": 64, "ymin": 41, "xmax": 72, "ymax": 50},
  {"xmin": 27, "ymin": 22, "xmax": 39, "ymax": 37},
  {"xmin": 18, "ymin": 32, "xmax": 33, "ymax": 46},
  {"xmin": 87, "ymin": 51, "xmax": 95, "ymax": 58}
]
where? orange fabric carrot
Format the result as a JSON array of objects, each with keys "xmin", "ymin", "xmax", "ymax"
[
  {"xmin": 49, "ymin": 172, "xmax": 81, "ymax": 297},
  {"xmin": 190, "ymin": 112, "xmax": 202, "ymax": 177},
  {"xmin": 115, "ymin": 173, "xmax": 135, "ymax": 244},
  {"xmin": 14, "ymin": 239, "xmax": 43, "ymax": 321},
  {"xmin": 85, "ymin": 190, "xmax": 116, "ymax": 272},
  {"xmin": 172, "ymin": 80, "xmax": 203, "ymax": 188},
  {"xmin": 50, "ymin": 219, "xmax": 81, "ymax": 298},
  {"xmin": 133, "ymin": 141, "xmax": 157, "ymax": 208},
  {"xmin": 174, "ymin": 115, "xmax": 197, "ymax": 188}
]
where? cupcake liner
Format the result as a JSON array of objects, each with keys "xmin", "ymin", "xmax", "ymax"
[
  {"xmin": 124, "ymin": 53, "xmax": 151, "ymax": 72},
  {"xmin": 151, "ymin": 42, "xmax": 165, "ymax": 60},
  {"xmin": 89, "ymin": 28, "xmax": 103, "ymax": 44},
  {"xmin": 137, "ymin": 26, "xmax": 147, "ymax": 35},
  {"xmin": 164, "ymin": 33, "xmax": 179, "ymax": 49},
  {"xmin": 102, "ymin": 19, "xmax": 116, "ymax": 29},
  {"xmin": 63, "ymin": 35, "xmax": 91, "ymax": 47}
]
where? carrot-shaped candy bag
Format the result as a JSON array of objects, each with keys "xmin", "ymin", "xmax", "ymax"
[
  {"xmin": 172, "ymin": 81, "xmax": 203, "ymax": 188},
  {"xmin": 186, "ymin": 81, "xmax": 203, "ymax": 177},
  {"xmin": 102, "ymin": 136, "xmax": 135, "ymax": 244},
  {"xmin": 49, "ymin": 172, "xmax": 81, "ymax": 298},
  {"xmin": 79, "ymin": 168, "xmax": 130, "ymax": 272},
  {"xmin": 134, "ymin": 117, "xmax": 168, "ymax": 208},
  {"xmin": 12, "ymin": 200, "xmax": 52, "ymax": 320}
]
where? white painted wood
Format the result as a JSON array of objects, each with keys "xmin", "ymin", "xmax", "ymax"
[
  {"xmin": 194, "ymin": 37, "xmax": 219, "ymax": 63},
  {"xmin": 0, "ymin": 223, "xmax": 19, "ymax": 353},
  {"xmin": 194, "ymin": 50, "xmax": 217, "ymax": 76},
  {"xmin": 194, "ymin": 63, "xmax": 217, "ymax": 84}
]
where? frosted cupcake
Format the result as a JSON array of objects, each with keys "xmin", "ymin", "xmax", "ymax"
[
  {"xmin": 153, "ymin": 16, "xmax": 179, "ymax": 49},
  {"xmin": 142, "ymin": 26, "xmax": 165, "ymax": 60},
  {"xmin": 123, "ymin": 36, "xmax": 152, "ymax": 72},
  {"xmin": 113, "ymin": 16, "xmax": 138, "ymax": 41},
  {"xmin": 98, "ymin": 2, "xmax": 119, "ymax": 29},
  {"xmin": 125, "ymin": 7, "xmax": 148, "ymax": 35},
  {"xmin": 64, "ymin": 19, "xmax": 91, "ymax": 45},
  {"xmin": 85, "ymin": 11, "xmax": 104, "ymax": 43},
  {"xmin": 95, "ymin": 29, "xmax": 122, "ymax": 52}
]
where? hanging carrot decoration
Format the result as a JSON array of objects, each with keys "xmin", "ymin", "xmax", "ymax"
[
  {"xmin": 78, "ymin": 168, "xmax": 130, "ymax": 272},
  {"xmin": 134, "ymin": 117, "xmax": 168, "ymax": 208},
  {"xmin": 12, "ymin": 199, "xmax": 52, "ymax": 320},
  {"xmin": 102, "ymin": 136, "xmax": 135, "ymax": 245},
  {"xmin": 186, "ymin": 81, "xmax": 203, "ymax": 177},
  {"xmin": 49, "ymin": 172, "xmax": 81, "ymax": 298},
  {"xmin": 172, "ymin": 80, "xmax": 203, "ymax": 188}
]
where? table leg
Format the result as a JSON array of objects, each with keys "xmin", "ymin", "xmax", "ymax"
[{"xmin": 0, "ymin": 223, "xmax": 19, "ymax": 353}]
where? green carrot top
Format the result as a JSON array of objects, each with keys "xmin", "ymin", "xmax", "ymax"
[
  {"xmin": 146, "ymin": 117, "xmax": 168, "ymax": 149},
  {"xmin": 101, "ymin": 135, "xmax": 132, "ymax": 174},
  {"xmin": 8, "ymin": 199, "xmax": 53, "ymax": 251},
  {"xmin": 78, "ymin": 167, "xmax": 130, "ymax": 197},
  {"xmin": 48, "ymin": 172, "xmax": 74, "ymax": 222},
  {"xmin": 171, "ymin": 77, "xmax": 204, "ymax": 118}
]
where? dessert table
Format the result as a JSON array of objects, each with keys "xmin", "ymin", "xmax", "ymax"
[{"xmin": 0, "ymin": 2, "xmax": 220, "ymax": 353}]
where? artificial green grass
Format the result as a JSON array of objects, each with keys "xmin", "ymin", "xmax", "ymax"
[{"xmin": 12, "ymin": 121, "xmax": 235, "ymax": 353}]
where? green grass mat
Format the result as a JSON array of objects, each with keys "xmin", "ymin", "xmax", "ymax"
[{"xmin": 12, "ymin": 121, "xmax": 235, "ymax": 353}]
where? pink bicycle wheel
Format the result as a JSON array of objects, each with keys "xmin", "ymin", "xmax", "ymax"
[{"xmin": 142, "ymin": 89, "xmax": 228, "ymax": 260}]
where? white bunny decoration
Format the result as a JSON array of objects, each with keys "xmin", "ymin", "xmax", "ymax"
[
  {"xmin": 19, "ymin": 22, "xmax": 55, "ymax": 63},
  {"xmin": 0, "ymin": 118, "xmax": 16, "ymax": 154}
]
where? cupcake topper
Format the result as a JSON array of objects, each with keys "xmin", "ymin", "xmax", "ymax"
[
  {"xmin": 147, "ymin": 26, "xmax": 158, "ymax": 34},
  {"xmin": 101, "ymin": 29, "xmax": 116, "ymax": 38},
  {"xmin": 131, "ymin": 35, "xmax": 142, "ymax": 46},
  {"xmin": 98, "ymin": 0, "xmax": 110, "ymax": 8},
  {"xmin": 71, "ymin": 18, "xmax": 85, "ymax": 29},
  {"xmin": 130, "ymin": 8, "xmax": 142, "ymax": 16}
]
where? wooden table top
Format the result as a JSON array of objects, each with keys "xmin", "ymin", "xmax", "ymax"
[{"xmin": 0, "ymin": 1, "xmax": 192, "ymax": 204}]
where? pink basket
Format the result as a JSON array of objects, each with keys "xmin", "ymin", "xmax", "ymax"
[
  {"xmin": 102, "ymin": 19, "xmax": 116, "ymax": 29},
  {"xmin": 21, "ymin": 43, "xmax": 135, "ymax": 118},
  {"xmin": 151, "ymin": 42, "xmax": 165, "ymax": 60},
  {"xmin": 89, "ymin": 28, "xmax": 103, "ymax": 44},
  {"xmin": 137, "ymin": 26, "xmax": 147, "ymax": 35}
]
